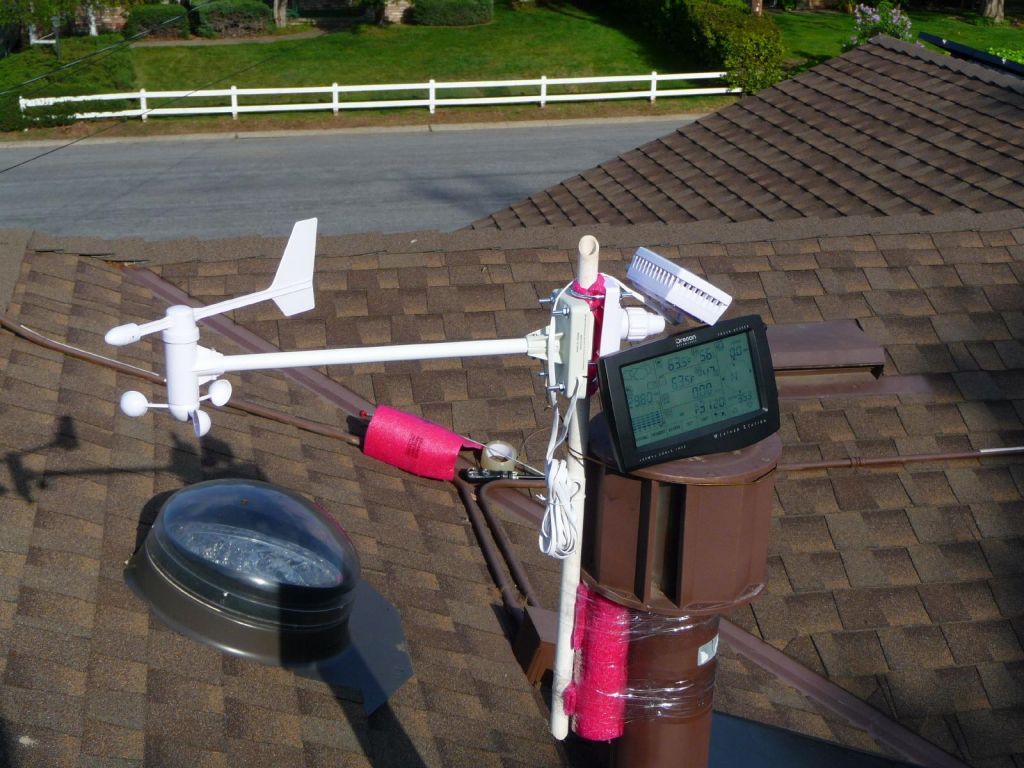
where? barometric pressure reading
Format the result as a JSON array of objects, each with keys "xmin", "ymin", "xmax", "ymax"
[{"xmin": 621, "ymin": 333, "xmax": 761, "ymax": 448}]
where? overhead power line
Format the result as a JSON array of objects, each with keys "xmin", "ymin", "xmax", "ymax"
[{"xmin": 0, "ymin": 53, "xmax": 290, "ymax": 177}]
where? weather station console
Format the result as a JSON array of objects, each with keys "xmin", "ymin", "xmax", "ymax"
[{"xmin": 598, "ymin": 315, "xmax": 779, "ymax": 473}]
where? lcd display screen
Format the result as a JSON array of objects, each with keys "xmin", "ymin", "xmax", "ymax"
[
  {"xmin": 598, "ymin": 314, "xmax": 779, "ymax": 472},
  {"xmin": 621, "ymin": 332, "xmax": 762, "ymax": 448}
]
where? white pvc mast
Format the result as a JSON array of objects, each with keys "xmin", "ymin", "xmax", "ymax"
[{"xmin": 548, "ymin": 236, "xmax": 600, "ymax": 740}]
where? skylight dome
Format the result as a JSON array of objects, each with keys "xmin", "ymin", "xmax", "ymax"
[{"xmin": 126, "ymin": 479, "xmax": 360, "ymax": 665}]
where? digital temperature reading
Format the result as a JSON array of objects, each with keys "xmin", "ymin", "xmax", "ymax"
[
  {"xmin": 622, "ymin": 334, "xmax": 760, "ymax": 448},
  {"xmin": 598, "ymin": 315, "xmax": 779, "ymax": 472}
]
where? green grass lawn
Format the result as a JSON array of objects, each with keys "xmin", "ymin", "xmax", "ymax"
[
  {"xmin": 773, "ymin": 6, "xmax": 1024, "ymax": 69},
  {"xmin": 0, "ymin": 34, "xmax": 135, "ymax": 97},
  {"xmin": 127, "ymin": 2, "xmax": 725, "ymax": 125},
  {"xmin": 4, "ymin": 1, "xmax": 731, "ymax": 133},
  {"xmin": 131, "ymin": 3, "xmax": 679, "ymax": 92},
  {"xmin": 6, "ymin": 0, "xmax": 1018, "ymax": 135}
]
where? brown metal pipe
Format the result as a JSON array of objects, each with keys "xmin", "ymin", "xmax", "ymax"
[
  {"xmin": 478, "ymin": 478, "xmax": 547, "ymax": 608},
  {"xmin": 0, "ymin": 316, "xmax": 360, "ymax": 446},
  {"xmin": 780, "ymin": 445, "xmax": 1024, "ymax": 472},
  {"xmin": 1, "ymin": 315, "xmax": 162, "ymax": 383},
  {"xmin": 1, "ymin": 315, "xmax": 545, "ymax": 626},
  {"xmin": 454, "ymin": 475, "xmax": 526, "ymax": 627},
  {"xmin": 613, "ymin": 615, "xmax": 720, "ymax": 768}
]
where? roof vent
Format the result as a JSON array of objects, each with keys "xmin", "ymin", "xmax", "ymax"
[{"xmin": 126, "ymin": 479, "xmax": 360, "ymax": 665}]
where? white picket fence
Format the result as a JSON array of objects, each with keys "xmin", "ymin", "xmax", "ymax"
[{"xmin": 19, "ymin": 71, "xmax": 738, "ymax": 121}]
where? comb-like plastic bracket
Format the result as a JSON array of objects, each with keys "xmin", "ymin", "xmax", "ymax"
[{"xmin": 627, "ymin": 247, "xmax": 732, "ymax": 327}]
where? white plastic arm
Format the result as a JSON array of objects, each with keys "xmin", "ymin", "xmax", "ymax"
[{"xmin": 193, "ymin": 338, "xmax": 532, "ymax": 376}]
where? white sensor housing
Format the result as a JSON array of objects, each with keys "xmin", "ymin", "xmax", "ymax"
[{"xmin": 627, "ymin": 247, "xmax": 732, "ymax": 326}]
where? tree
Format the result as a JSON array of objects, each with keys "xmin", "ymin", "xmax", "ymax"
[
  {"xmin": 0, "ymin": 0, "xmax": 79, "ymax": 29},
  {"xmin": 272, "ymin": 0, "xmax": 288, "ymax": 27},
  {"xmin": 979, "ymin": 0, "xmax": 1004, "ymax": 22},
  {"xmin": 83, "ymin": 0, "xmax": 98, "ymax": 35},
  {"xmin": 0, "ymin": 0, "xmax": 130, "ymax": 33}
]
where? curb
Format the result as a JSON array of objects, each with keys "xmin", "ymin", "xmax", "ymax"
[{"xmin": 0, "ymin": 113, "xmax": 707, "ymax": 149}]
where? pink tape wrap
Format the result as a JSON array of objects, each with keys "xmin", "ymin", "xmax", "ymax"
[
  {"xmin": 570, "ymin": 274, "xmax": 606, "ymax": 395},
  {"xmin": 363, "ymin": 405, "xmax": 482, "ymax": 481},
  {"xmin": 572, "ymin": 584, "xmax": 630, "ymax": 741}
]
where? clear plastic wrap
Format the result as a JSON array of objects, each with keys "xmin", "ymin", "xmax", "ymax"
[{"xmin": 564, "ymin": 583, "xmax": 721, "ymax": 741}]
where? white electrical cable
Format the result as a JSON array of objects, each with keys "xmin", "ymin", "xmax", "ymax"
[{"xmin": 539, "ymin": 380, "xmax": 583, "ymax": 559}]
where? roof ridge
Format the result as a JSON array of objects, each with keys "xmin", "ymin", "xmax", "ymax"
[
  {"xmin": 15, "ymin": 209, "xmax": 1022, "ymax": 268},
  {"xmin": 870, "ymin": 36, "xmax": 1024, "ymax": 95}
]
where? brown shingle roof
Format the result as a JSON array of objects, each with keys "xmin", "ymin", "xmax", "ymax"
[
  {"xmin": 471, "ymin": 38, "xmax": 1024, "ymax": 232},
  {"xmin": 0, "ymin": 249, "xmax": 566, "ymax": 768},
  {"xmin": 2, "ymin": 205, "xmax": 1021, "ymax": 766}
]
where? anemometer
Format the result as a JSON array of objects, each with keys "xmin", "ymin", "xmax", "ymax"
[{"xmin": 105, "ymin": 217, "xmax": 777, "ymax": 741}]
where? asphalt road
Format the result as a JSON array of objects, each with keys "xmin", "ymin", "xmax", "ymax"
[{"xmin": 0, "ymin": 117, "xmax": 695, "ymax": 241}]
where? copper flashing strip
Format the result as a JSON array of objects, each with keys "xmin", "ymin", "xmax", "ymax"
[
  {"xmin": 718, "ymin": 619, "xmax": 970, "ymax": 768},
  {"xmin": 781, "ymin": 446, "xmax": 1024, "ymax": 472},
  {"xmin": 124, "ymin": 267, "xmax": 375, "ymax": 418}
]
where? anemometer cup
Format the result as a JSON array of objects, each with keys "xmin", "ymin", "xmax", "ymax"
[
  {"xmin": 105, "ymin": 323, "xmax": 142, "ymax": 347},
  {"xmin": 120, "ymin": 391, "xmax": 150, "ymax": 418}
]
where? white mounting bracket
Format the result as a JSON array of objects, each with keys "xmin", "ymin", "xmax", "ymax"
[{"xmin": 548, "ymin": 292, "xmax": 594, "ymax": 402}]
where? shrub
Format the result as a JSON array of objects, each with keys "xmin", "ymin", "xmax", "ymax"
[
  {"xmin": 124, "ymin": 3, "xmax": 190, "ymax": 38},
  {"xmin": 1, "ymin": 34, "xmax": 135, "ymax": 131},
  {"xmin": 583, "ymin": 0, "xmax": 783, "ymax": 91},
  {"xmin": 989, "ymin": 46, "xmax": 1024, "ymax": 63},
  {"xmin": 193, "ymin": 0, "xmax": 273, "ymax": 37},
  {"xmin": 723, "ymin": 22, "xmax": 785, "ymax": 93},
  {"xmin": 0, "ymin": 98, "xmax": 84, "ymax": 131},
  {"xmin": 0, "ymin": 95, "xmax": 25, "ymax": 132},
  {"xmin": 680, "ymin": 0, "xmax": 784, "ymax": 92},
  {"xmin": 846, "ymin": 1, "xmax": 913, "ymax": 49},
  {"xmin": 410, "ymin": 0, "xmax": 493, "ymax": 26}
]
